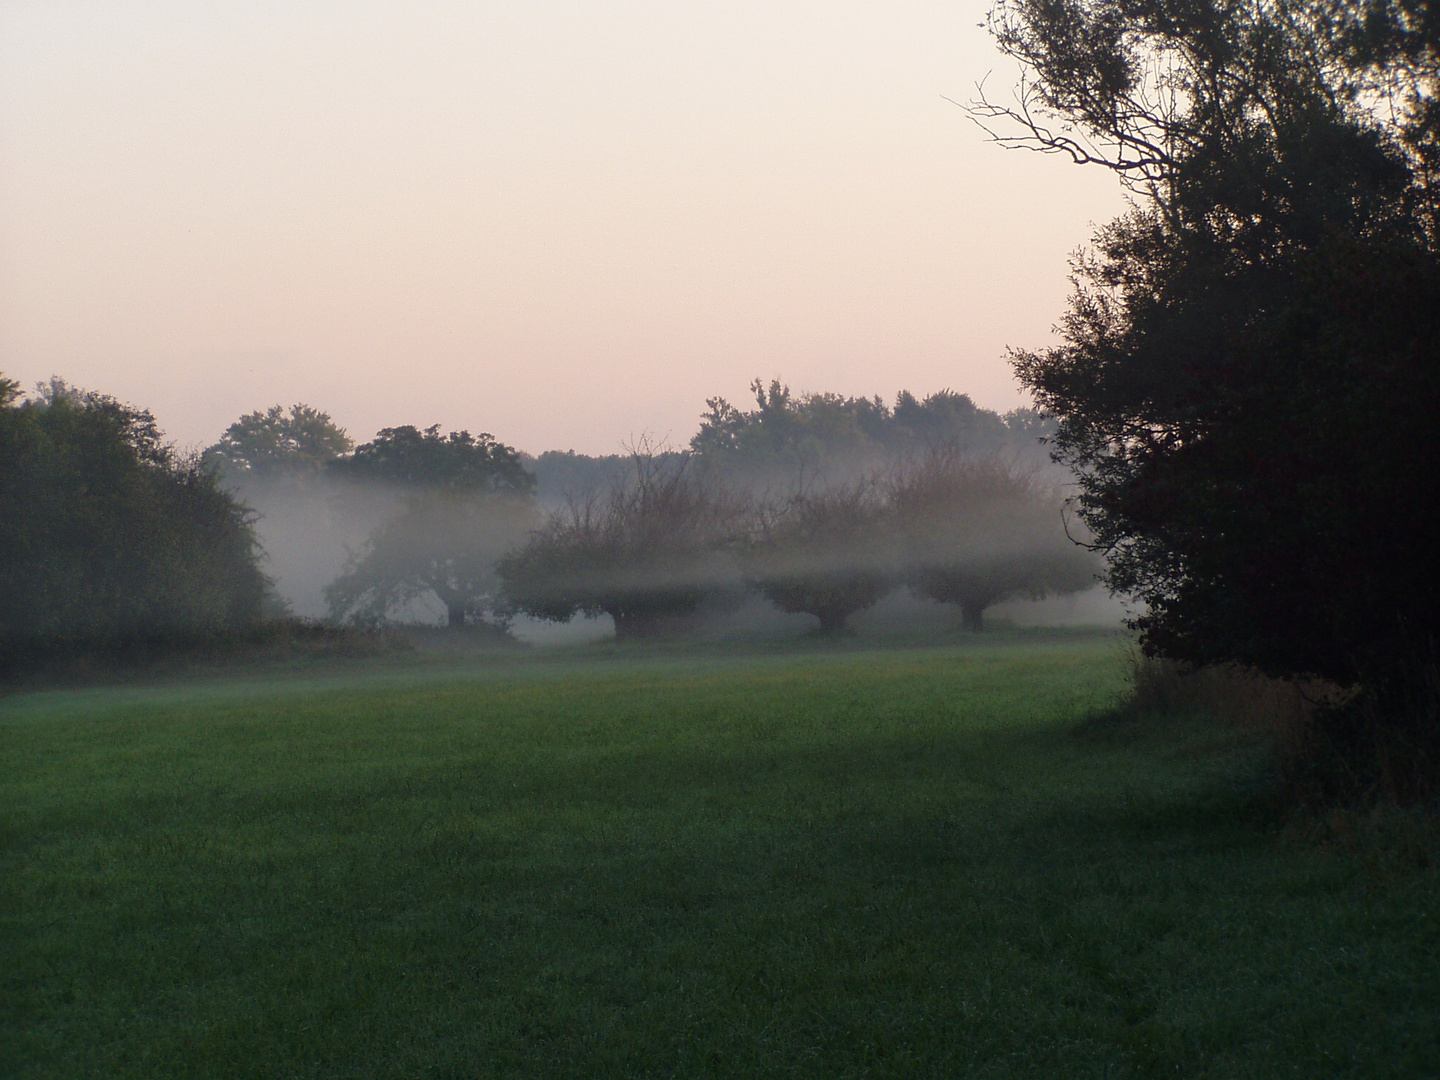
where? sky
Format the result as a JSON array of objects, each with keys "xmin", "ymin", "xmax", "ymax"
[{"xmin": 0, "ymin": 0, "xmax": 1123, "ymax": 456}]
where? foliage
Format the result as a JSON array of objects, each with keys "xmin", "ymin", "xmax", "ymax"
[
  {"xmin": 329, "ymin": 424, "xmax": 534, "ymax": 494},
  {"xmin": 325, "ymin": 492, "xmax": 539, "ymax": 628},
  {"xmin": 498, "ymin": 450, "xmax": 743, "ymax": 639},
  {"xmin": 1119, "ymin": 651, "xmax": 1324, "ymax": 740},
  {"xmin": 691, "ymin": 378, "xmax": 1050, "ymax": 481},
  {"xmin": 203, "ymin": 403, "xmax": 352, "ymax": 481},
  {"xmin": 0, "ymin": 377, "xmax": 267, "ymax": 666},
  {"xmin": 980, "ymin": 0, "xmax": 1440, "ymax": 735},
  {"xmin": 741, "ymin": 481, "xmax": 895, "ymax": 635},
  {"xmin": 889, "ymin": 453, "xmax": 1098, "ymax": 631}
]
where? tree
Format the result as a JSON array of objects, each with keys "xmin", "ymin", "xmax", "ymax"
[
  {"xmin": 690, "ymin": 379, "xmax": 1041, "ymax": 484},
  {"xmin": 890, "ymin": 389, "xmax": 1012, "ymax": 453},
  {"xmin": 740, "ymin": 481, "xmax": 895, "ymax": 635},
  {"xmin": 498, "ymin": 450, "xmax": 742, "ymax": 640},
  {"xmin": 325, "ymin": 492, "xmax": 538, "ymax": 628},
  {"xmin": 1, "ymin": 377, "xmax": 266, "ymax": 665},
  {"xmin": 204, "ymin": 404, "xmax": 352, "ymax": 481},
  {"xmin": 889, "ymin": 453, "xmax": 1097, "ymax": 631},
  {"xmin": 330, "ymin": 424, "xmax": 534, "ymax": 494},
  {"xmin": 977, "ymin": 0, "xmax": 1440, "ymax": 792}
]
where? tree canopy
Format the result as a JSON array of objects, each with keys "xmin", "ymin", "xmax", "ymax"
[
  {"xmin": 330, "ymin": 424, "xmax": 534, "ymax": 494},
  {"xmin": 889, "ymin": 454, "xmax": 1097, "ymax": 632},
  {"xmin": 740, "ymin": 481, "xmax": 895, "ymax": 635},
  {"xmin": 691, "ymin": 379, "xmax": 1051, "ymax": 482},
  {"xmin": 204, "ymin": 403, "xmax": 352, "ymax": 481},
  {"xmin": 498, "ymin": 452, "xmax": 743, "ymax": 640},
  {"xmin": 325, "ymin": 492, "xmax": 538, "ymax": 628},
  {"xmin": 1, "ymin": 377, "xmax": 266, "ymax": 665},
  {"xmin": 981, "ymin": 0, "xmax": 1440, "ymax": 790}
]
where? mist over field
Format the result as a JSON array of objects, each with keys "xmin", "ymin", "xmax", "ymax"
[
  {"xmin": 0, "ymin": 368, "xmax": 1120, "ymax": 670},
  {"xmin": 5, "ymin": 2, "xmax": 1439, "ymax": 1076},
  {"xmin": 226, "ymin": 477, "xmax": 397, "ymax": 619},
  {"xmin": 215, "ymin": 395, "xmax": 1122, "ymax": 641}
]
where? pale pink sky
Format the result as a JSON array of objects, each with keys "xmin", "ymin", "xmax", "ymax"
[{"xmin": 0, "ymin": 1, "xmax": 1121, "ymax": 455}]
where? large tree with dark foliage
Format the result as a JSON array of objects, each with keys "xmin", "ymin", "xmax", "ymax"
[
  {"xmin": 0, "ymin": 377, "xmax": 266, "ymax": 665},
  {"xmin": 203, "ymin": 403, "xmax": 352, "ymax": 481},
  {"xmin": 979, "ymin": 0, "xmax": 1440, "ymax": 792},
  {"xmin": 323, "ymin": 425, "xmax": 536, "ymax": 626},
  {"xmin": 325, "ymin": 492, "xmax": 537, "ymax": 628},
  {"xmin": 330, "ymin": 424, "xmax": 534, "ymax": 494}
]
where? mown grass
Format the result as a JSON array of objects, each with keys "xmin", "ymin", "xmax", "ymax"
[{"xmin": 2, "ymin": 634, "xmax": 1436, "ymax": 1078}]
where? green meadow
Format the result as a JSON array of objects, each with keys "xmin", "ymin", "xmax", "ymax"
[{"xmin": 2, "ymin": 633, "xmax": 1436, "ymax": 1078}]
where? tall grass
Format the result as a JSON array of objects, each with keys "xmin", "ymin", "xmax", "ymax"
[{"xmin": 1124, "ymin": 649, "xmax": 1440, "ymax": 830}]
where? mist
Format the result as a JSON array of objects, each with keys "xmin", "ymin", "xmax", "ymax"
[
  {"xmin": 0, "ymin": 375, "xmax": 1121, "ymax": 661},
  {"xmin": 229, "ymin": 476, "xmax": 402, "ymax": 620},
  {"xmin": 222, "ymin": 426, "xmax": 1122, "ymax": 647}
]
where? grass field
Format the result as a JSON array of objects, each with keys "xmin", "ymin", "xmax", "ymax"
[{"xmin": 2, "ymin": 632, "xmax": 1436, "ymax": 1078}]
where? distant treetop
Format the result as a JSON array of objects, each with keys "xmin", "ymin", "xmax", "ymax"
[
  {"xmin": 329, "ymin": 424, "xmax": 535, "ymax": 494},
  {"xmin": 690, "ymin": 378, "xmax": 1053, "ymax": 478},
  {"xmin": 204, "ymin": 404, "xmax": 352, "ymax": 480}
]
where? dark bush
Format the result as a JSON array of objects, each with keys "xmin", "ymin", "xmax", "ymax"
[{"xmin": 0, "ymin": 377, "xmax": 267, "ymax": 672}]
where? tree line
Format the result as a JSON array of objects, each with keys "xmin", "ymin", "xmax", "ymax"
[
  {"xmin": 0, "ymin": 378, "xmax": 1087, "ymax": 670},
  {"xmin": 498, "ymin": 446, "xmax": 1096, "ymax": 640}
]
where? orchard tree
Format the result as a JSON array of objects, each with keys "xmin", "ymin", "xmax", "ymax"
[
  {"xmin": 741, "ymin": 481, "xmax": 895, "ymax": 635},
  {"xmin": 889, "ymin": 454, "xmax": 1097, "ymax": 631},
  {"xmin": 498, "ymin": 450, "xmax": 742, "ymax": 640},
  {"xmin": 324, "ymin": 425, "xmax": 537, "ymax": 626},
  {"xmin": 976, "ymin": 0, "xmax": 1440, "ymax": 793}
]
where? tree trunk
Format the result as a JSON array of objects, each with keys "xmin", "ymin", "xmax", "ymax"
[
  {"xmin": 446, "ymin": 602, "xmax": 466, "ymax": 628},
  {"xmin": 960, "ymin": 600, "xmax": 985, "ymax": 633},
  {"xmin": 612, "ymin": 610, "xmax": 653, "ymax": 641}
]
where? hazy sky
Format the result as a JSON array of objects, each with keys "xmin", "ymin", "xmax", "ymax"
[{"xmin": 0, "ymin": 1, "xmax": 1122, "ymax": 455}]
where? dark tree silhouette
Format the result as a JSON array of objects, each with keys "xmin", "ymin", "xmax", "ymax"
[
  {"xmin": 978, "ymin": 0, "xmax": 1440, "ymax": 795},
  {"xmin": 203, "ymin": 404, "xmax": 352, "ymax": 481},
  {"xmin": 1, "ymin": 377, "xmax": 266, "ymax": 666},
  {"xmin": 325, "ymin": 492, "xmax": 538, "ymax": 628},
  {"xmin": 330, "ymin": 424, "xmax": 534, "ymax": 495}
]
